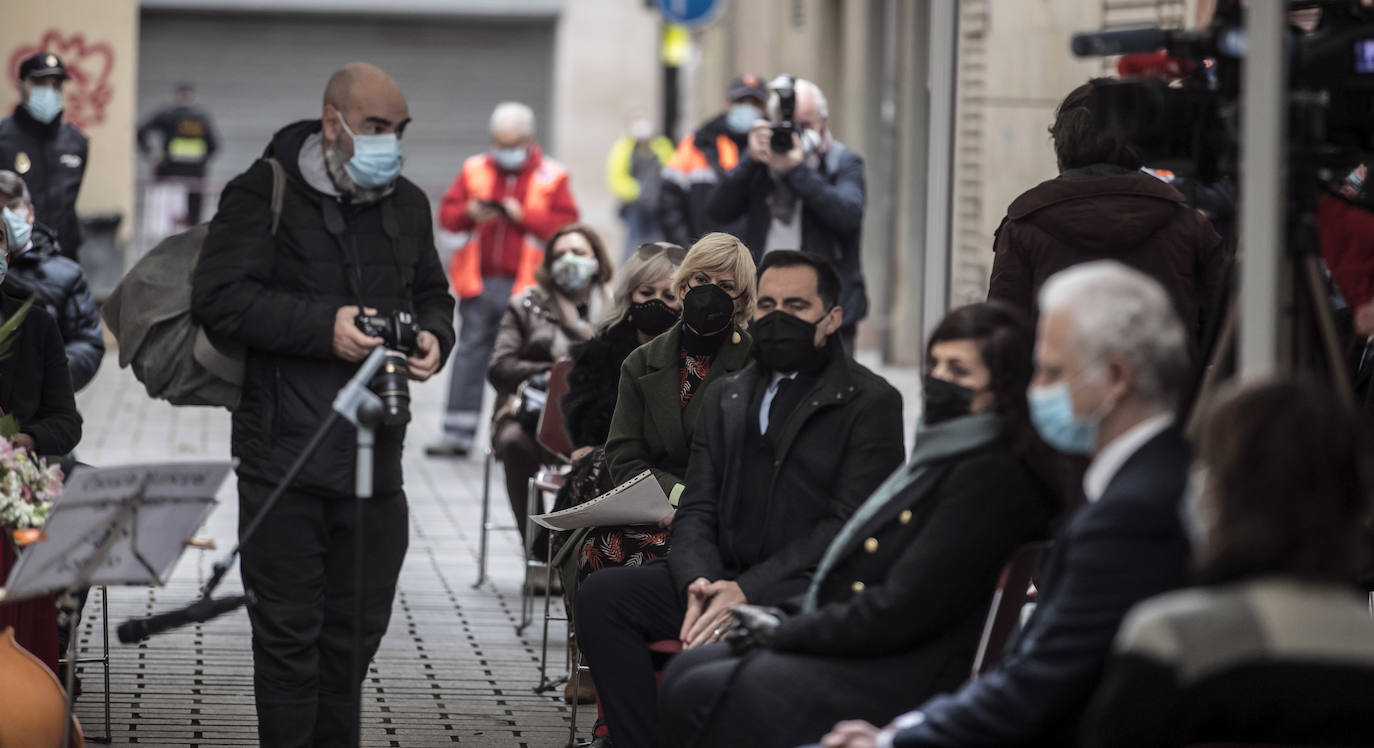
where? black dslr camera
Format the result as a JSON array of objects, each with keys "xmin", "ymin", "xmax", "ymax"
[
  {"xmin": 769, "ymin": 75, "xmax": 797, "ymax": 155},
  {"xmin": 355, "ymin": 310, "xmax": 421, "ymax": 426}
]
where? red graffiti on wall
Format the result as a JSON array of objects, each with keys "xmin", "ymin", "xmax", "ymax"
[{"xmin": 8, "ymin": 29, "xmax": 115, "ymax": 131}]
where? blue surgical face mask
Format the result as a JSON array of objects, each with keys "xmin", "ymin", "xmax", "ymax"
[
  {"xmin": 26, "ymin": 85, "xmax": 63, "ymax": 124},
  {"xmin": 337, "ymin": 112, "xmax": 403, "ymax": 188},
  {"xmin": 2, "ymin": 207, "xmax": 32, "ymax": 252},
  {"xmin": 1027, "ymin": 379, "xmax": 1112, "ymax": 456},
  {"xmin": 725, "ymin": 103, "xmax": 761, "ymax": 134},
  {"xmin": 492, "ymin": 146, "xmax": 528, "ymax": 172}
]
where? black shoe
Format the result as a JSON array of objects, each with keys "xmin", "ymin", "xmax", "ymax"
[{"xmin": 425, "ymin": 439, "xmax": 471, "ymax": 458}]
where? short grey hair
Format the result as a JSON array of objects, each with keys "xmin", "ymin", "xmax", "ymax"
[
  {"xmin": 1039, "ymin": 261, "xmax": 1189, "ymax": 409},
  {"xmin": 768, "ymin": 78, "xmax": 828, "ymax": 121},
  {"xmin": 0, "ymin": 170, "xmax": 32, "ymax": 204},
  {"xmin": 490, "ymin": 101, "xmax": 535, "ymax": 137}
]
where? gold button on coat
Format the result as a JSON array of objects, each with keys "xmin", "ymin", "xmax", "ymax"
[
  {"xmin": 864, "ymin": 537, "xmax": 879, "ymax": 553},
  {"xmin": 851, "ymin": 581, "xmax": 865, "ymax": 593},
  {"xmin": 899, "ymin": 510, "xmax": 913, "ymax": 525}
]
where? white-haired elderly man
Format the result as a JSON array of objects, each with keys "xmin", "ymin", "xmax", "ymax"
[
  {"xmin": 814, "ymin": 261, "xmax": 1194, "ymax": 748},
  {"xmin": 428, "ymin": 101, "xmax": 580, "ymax": 456},
  {"xmin": 707, "ymin": 77, "xmax": 867, "ymax": 353}
]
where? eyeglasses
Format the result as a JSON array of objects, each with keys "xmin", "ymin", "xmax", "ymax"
[{"xmin": 636, "ymin": 242, "xmax": 687, "ymax": 265}]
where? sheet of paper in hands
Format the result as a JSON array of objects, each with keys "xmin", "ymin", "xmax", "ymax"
[{"xmin": 529, "ymin": 469, "xmax": 671, "ymax": 531}]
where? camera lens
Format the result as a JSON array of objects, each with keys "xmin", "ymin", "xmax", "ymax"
[{"xmin": 370, "ymin": 351, "xmax": 412, "ymax": 426}]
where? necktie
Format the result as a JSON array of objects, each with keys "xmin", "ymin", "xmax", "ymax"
[{"xmin": 767, "ymin": 377, "xmax": 794, "ymax": 434}]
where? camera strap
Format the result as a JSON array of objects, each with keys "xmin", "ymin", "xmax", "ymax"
[
  {"xmin": 320, "ymin": 195, "xmax": 413, "ymax": 313},
  {"xmin": 320, "ymin": 198, "xmax": 368, "ymax": 309}
]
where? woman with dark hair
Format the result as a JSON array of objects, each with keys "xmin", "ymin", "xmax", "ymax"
[
  {"xmin": 658, "ymin": 301, "xmax": 1055, "ymax": 748},
  {"xmin": 488, "ymin": 222, "xmax": 613, "ymax": 570},
  {"xmin": 1083, "ymin": 377, "xmax": 1374, "ymax": 748}
]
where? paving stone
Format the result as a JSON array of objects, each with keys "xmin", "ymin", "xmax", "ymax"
[{"xmin": 61, "ymin": 350, "xmax": 917, "ymax": 746}]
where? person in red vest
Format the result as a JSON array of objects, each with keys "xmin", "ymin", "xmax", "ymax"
[{"xmin": 428, "ymin": 102, "xmax": 579, "ymax": 456}]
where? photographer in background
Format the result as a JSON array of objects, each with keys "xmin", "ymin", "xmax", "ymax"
[
  {"xmin": 659, "ymin": 74, "xmax": 768, "ymax": 247},
  {"xmin": 191, "ymin": 63, "xmax": 456, "ymax": 746},
  {"xmin": 709, "ymin": 77, "xmax": 867, "ymax": 353}
]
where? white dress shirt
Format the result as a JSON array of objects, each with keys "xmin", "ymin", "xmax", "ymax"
[{"xmin": 1082, "ymin": 413, "xmax": 1174, "ymax": 503}]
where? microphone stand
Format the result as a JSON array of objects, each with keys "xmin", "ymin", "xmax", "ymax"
[{"xmin": 117, "ymin": 347, "xmax": 389, "ymax": 744}]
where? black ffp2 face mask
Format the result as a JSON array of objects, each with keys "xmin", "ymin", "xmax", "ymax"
[
  {"xmin": 682, "ymin": 284, "xmax": 735, "ymax": 336},
  {"xmin": 921, "ymin": 374, "xmax": 977, "ymax": 426},
  {"xmin": 629, "ymin": 299, "xmax": 680, "ymax": 338},
  {"xmin": 751, "ymin": 309, "xmax": 826, "ymax": 373}
]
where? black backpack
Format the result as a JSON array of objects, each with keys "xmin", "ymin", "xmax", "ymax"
[{"xmin": 102, "ymin": 158, "xmax": 286, "ymax": 408}]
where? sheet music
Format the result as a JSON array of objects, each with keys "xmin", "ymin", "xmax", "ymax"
[
  {"xmin": 1, "ymin": 462, "xmax": 231, "ymax": 601},
  {"xmin": 529, "ymin": 469, "xmax": 672, "ymax": 531}
]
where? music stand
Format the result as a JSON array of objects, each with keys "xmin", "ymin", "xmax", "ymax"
[{"xmin": 0, "ymin": 461, "xmax": 231, "ymax": 748}]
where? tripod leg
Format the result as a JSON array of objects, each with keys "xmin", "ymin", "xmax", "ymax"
[
  {"xmin": 1186, "ymin": 301, "xmax": 1238, "ymax": 441},
  {"xmin": 1301, "ymin": 255, "xmax": 1357, "ymax": 407}
]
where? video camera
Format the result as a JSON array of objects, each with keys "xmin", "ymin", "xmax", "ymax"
[
  {"xmin": 769, "ymin": 74, "xmax": 797, "ymax": 155},
  {"xmin": 1070, "ymin": 0, "xmax": 1374, "ymax": 189},
  {"xmin": 354, "ymin": 310, "xmax": 420, "ymax": 426}
]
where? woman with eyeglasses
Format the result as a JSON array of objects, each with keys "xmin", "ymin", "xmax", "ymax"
[
  {"xmin": 602, "ymin": 231, "xmax": 757, "ymax": 519},
  {"xmin": 545, "ymin": 240, "xmax": 686, "ymax": 704},
  {"xmin": 561, "ymin": 232, "xmax": 754, "ymax": 721},
  {"xmin": 487, "ymin": 223, "xmax": 614, "ymax": 575}
]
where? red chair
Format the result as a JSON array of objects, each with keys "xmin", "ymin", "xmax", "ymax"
[{"xmin": 970, "ymin": 541, "xmax": 1050, "ymax": 677}]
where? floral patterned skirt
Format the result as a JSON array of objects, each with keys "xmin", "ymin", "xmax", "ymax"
[
  {"xmin": 549, "ymin": 448, "xmax": 672, "ymax": 584},
  {"xmin": 576, "ymin": 524, "xmax": 669, "ymax": 583}
]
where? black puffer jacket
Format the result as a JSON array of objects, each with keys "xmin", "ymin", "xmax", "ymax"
[
  {"xmin": 0, "ymin": 279, "xmax": 81, "ymax": 456},
  {"xmin": 192, "ymin": 120, "xmax": 456, "ymax": 495},
  {"xmin": 561, "ymin": 319, "xmax": 642, "ymax": 449},
  {"xmin": 9, "ymin": 222, "xmax": 104, "ymax": 391},
  {"xmin": 0, "ymin": 106, "xmax": 88, "ymax": 259}
]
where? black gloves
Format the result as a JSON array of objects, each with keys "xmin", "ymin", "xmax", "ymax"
[{"xmin": 723, "ymin": 604, "xmax": 785, "ymax": 654}]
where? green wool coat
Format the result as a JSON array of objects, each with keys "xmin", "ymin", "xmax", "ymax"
[{"xmin": 604, "ymin": 320, "xmax": 753, "ymax": 503}]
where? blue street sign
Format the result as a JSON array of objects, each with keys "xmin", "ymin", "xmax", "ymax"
[{"xmin": 657, "ymin": 0, "xmax": 722, "ymax": 28}]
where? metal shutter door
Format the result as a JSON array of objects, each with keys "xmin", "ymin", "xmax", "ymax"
[{"xmin": 137, "ymin": 11, "xmax": 555, "ymax": 209}]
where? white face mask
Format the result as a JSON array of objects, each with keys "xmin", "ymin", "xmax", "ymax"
[
  {"xmin": 629, "ymin": 119, "xmax": 654, "ymax": 141},
  {"xmin": 1181, "ymin": 466, "xmax": 1214, "ymax": 550}
]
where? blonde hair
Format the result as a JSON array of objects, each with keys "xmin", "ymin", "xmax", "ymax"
[
  {"xmin": 673, "ymin": 232, "xmax": 757, "ymax": 325},
  {"xmin": 601, "ymin": 242, "xmax": 685, "ymax": 330}
]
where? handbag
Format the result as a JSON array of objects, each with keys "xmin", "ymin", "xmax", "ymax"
[{"xmin": 513, "ymin": 372, "xmax": 550, "ymax": 432}]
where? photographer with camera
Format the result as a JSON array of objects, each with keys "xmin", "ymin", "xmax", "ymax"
[
  {"xmin": 191, "ymin": 63, "xmax": 456, "ymax": 747},
  {"xmin": 709, "ymin": 76, "xmax": 867, "ymax": 353}
]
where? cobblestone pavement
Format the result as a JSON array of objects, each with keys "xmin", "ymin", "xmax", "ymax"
[{"xmin": 65, "ymin": 350, "xmax": 917, "ymax": 747}]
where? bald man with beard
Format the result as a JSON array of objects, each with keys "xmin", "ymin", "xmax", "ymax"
[{"xmin": 192, "ymin": 63, "xmax": 456, "ymax": 747}]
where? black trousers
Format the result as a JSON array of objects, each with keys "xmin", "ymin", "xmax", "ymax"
[
  {"xmin": 577, "ymin": 562, "xmax": 685, "ymax": 748},
  {"xmin": 659, "ymin": 641, "xmax": 962, "ymax": 748},
  {"xmin": 238, "ymin": 477, "xmax": 409, "ymax": 748}
]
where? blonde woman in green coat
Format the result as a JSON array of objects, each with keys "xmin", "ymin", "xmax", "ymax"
[{"xmin": 602, "ymin": 231, "xmax": 757, "ymax": 517}]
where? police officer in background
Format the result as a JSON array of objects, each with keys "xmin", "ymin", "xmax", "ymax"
[
  {"xmin": 0, "ymin": 53, "xmax": 88, "ymax": 261},
  {"xmin": 138, "ymin": 82, "xmax": 220, "ymax": 225}
]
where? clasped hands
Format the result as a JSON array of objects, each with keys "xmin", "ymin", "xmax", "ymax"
[{"xmin": 679, "ymin": 578, "xmax": 783, "ymax": 651}]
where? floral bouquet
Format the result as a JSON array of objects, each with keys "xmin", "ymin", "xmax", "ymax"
[{"xmin": 0, "ymin": 435, "xmax": 65, "ymax": 534}]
